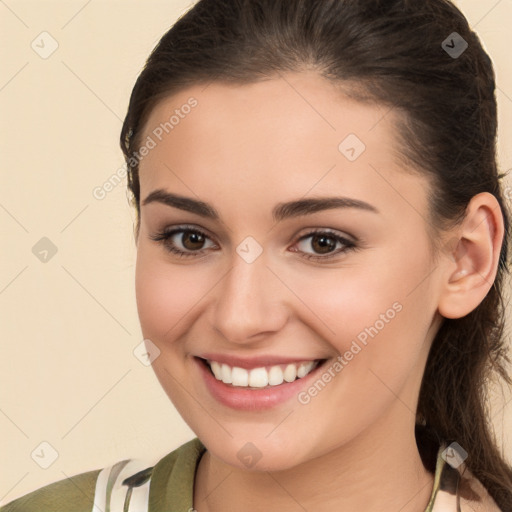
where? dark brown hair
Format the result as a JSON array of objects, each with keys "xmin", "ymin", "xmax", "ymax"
[{"xmin": 119, "ymin": 0, "xmax": 512, "ymax": 507}]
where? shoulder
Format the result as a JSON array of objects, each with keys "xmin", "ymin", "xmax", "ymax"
[
  {"xmin": 0, "ymin": 468, "xmax": 101, "ymax": 512},
  {"xmin": 0, "ymin": 459, "xmax": 156, "ymax": 512},
  {"xmin": 0, "ymin": 438, "xmax": 206, "ymax": 512},
  {"xmin": 457, "ymin": 466, "xmax": 503, "ymax": 512},
  {"xmin": 427, "ymin": 442, "xmax": 503, "ymax": 512}
]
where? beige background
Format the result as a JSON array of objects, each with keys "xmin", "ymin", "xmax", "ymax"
[{"xmin": 1, "ymin": 0, "xmax": 511, "ymax": 504}]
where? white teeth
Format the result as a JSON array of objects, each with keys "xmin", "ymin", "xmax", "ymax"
[
  {"xmin": 283, "ymin": 364, "xmax": 297, "ymax": 382},
  {"xmin": 210, "ymin": 361, "xmax": 223, "ymax": 380},
  {"xmin": 248, "ymin": 367, "xmax": 268, "ymax": 388},
  {"xmin": 221, "ymin": 363, "xmax": 232, "ymax": 384},
  {"xmin": 268, "ymin": 365, "xmax": 284, "ymax": 386},
  {"xmin": 297, "ymin": 362, "xmax": 312, "ymax": 378},
  {"xmin": 232, "ymin": 366, "xmax": 249, "ymax": 386},
  {"xmin": 207, "ymin": 359, "xmax": 318, "ymax": 388}
]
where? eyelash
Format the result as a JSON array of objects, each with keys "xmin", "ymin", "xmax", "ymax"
[{"xmin": 149, "ymin": 224, "xmax": 359, "ymax": 261}]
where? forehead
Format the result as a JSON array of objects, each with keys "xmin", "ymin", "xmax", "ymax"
[
  {"xmin": 136, "ymin": 72, "xmax": 429, "ymax": 222},
  {"xmin": 140, "ymin": 71, "xmax": 399, "ymax": 157}
]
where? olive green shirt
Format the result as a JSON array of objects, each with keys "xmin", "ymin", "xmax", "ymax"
[{"xmin": 0, "ymin": 438, "xmax": 501, "ymax": 511}]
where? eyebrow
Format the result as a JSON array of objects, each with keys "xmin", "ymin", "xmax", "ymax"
[{"xmin": 142, "ymin": 189, "xmax": 379, "ymax": 222}]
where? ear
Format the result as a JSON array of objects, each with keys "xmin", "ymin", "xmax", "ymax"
[{"xmin": 437, "ymin": 192, "xmax": 505, "ymax": 319}]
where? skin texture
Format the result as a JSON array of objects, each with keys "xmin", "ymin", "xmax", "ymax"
[{"xmin": 134, "ymin": 71, "xmax": 504, "ymax": 512}]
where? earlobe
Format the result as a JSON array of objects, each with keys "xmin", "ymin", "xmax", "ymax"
[{"xmin": 437, "ymin": 192, "xmax": 504, "ymax": 320}]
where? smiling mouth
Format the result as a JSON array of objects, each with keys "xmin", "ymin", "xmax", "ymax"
[{"xmin": 196, "ymin": 356, "xmax": 329, "ymax": 389}]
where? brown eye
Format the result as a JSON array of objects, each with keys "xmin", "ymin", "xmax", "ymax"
[
  {"xmin": 293, "ymin": 230, "xmax": 357, "ymax": 260},
  {"xmin": 149, "ymin": 226, "xmax": 216, "ymax": 257},
  {"xmin": 181, "ymin": 231, "xmax": 207, "ymax": 250},
  {"xmin": 309, "ymin": 234, "xmax": 337, "ymax": 254}
]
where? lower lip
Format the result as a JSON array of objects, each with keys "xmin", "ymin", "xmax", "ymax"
[{"xmin": 194, "ymin": 356, "xmax": 329, "ymax": 411}]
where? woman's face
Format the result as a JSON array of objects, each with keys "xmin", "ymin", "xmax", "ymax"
[{"xmin": 135, "ymin": 72, "xmax": 446, "ymax": 470}]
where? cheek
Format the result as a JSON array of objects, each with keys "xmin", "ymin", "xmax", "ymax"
[
  {"xmin": 290, "ymin": 242, "xmax": 434, "ymax": 365},
  {"xmin": 135, "ymin": 247, "xmax": 201, "ymax": 341},
  {"xmin": 134, "ymin": 250, "xmax": 202, "ymax": 404},
  {"xmin": 289, "ymin": 268, "xmax": 404, "ymax": 349},
  {"xmin": 291, "ymin": 268, "xmax": 431, "ymax": 437}
]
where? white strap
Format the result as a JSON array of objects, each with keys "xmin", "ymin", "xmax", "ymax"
[
  {"xmin": 92, "ymin": 464, "xmax": 111, "ymax": 512},
  {"xmin": 124, "ymin": 478, "xmax": 151, "ymax": 512},
  {"xmin": 92, "ymin": 459, "xmax": 153, "ymax": 512},
  {"xmin": 111, "ymin": 460, "xmax": 151, "ymax": 512}
]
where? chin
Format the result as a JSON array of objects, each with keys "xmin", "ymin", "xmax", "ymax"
[{"xmin": 201, "ymin": 432, "xmax": 308, "ymax": 472}]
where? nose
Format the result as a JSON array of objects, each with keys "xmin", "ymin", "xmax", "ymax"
[{"xmin": 210, "ymin": 250, "xmax": 289, "ymax": 344}]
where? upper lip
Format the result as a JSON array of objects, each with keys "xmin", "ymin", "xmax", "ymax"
[{"xmin": 196, "ymin": 353, "xmax": 328, "ymax": 370}]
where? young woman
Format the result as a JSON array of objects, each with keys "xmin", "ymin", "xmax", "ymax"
[{"xmin": 2, "ymin": 0, "xmax": 511, "ymax": 511}]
